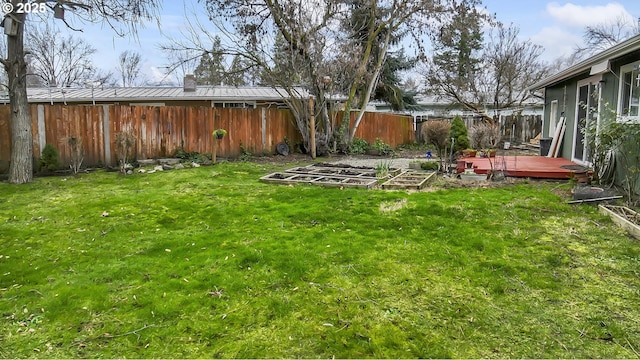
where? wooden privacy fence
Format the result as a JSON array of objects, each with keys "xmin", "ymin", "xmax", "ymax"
[
  {"xmin": 415, "ymin": 114, "xmax": 542, "ymax": 144},
  {"xmin": 336, "ymin": 111, "xmax": 414, "ymax": 146},
  {"xmin": 0, "ymin": 105, "xmax": 414, "ymax": 172}
]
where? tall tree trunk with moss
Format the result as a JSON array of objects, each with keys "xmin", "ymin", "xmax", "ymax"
[{"xmin": 4, "ymin": 7, "xmax": 33, "ymax": 184}]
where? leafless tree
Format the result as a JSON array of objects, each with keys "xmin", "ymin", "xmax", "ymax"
[
  {"xmin": 425, "ymin": 23, "xmax": 549, "ymax": 121},
  {"xmin": 117, "ymin": 50, "xmax": 145, "ymax": 87},
  {"xmin": 573, "ymin": 16, "xmax": 640, "ymax": 62},
  {"xmin": 161, "ymin": 46, "xmax": 200, "ymax": 85},
  {"xmin": 0, "ymin": 0, "xmax": 160, "ymax": 184},
  {"xmin": 27, "ymin": 24, "xmax": 98, "ymax": 87},
  {"xmin": 163, "ymin": 0, "xmax": 450, "ymax": 155}
]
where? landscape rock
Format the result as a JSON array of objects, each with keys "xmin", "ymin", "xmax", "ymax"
[
  {"xmin": 175, "ymin": 163, "xmax": 185, "ymax": 169},
  {"xmin": 154, "ymin": 165, "xmax": 164, "ymax": 172},
  {"xmin": 158, "ymin": 158, "xmax": 181, "ymax": 165},
  {"xmin": 162, "ymin": 164, "xmax": 174, "ymax": 170},
  {"xmin": 138, "ymin": 159, "xmax": 157, "ymax": 166},
  {"xmin": 191, "ymin": 162, "xmax": 200, "ymax": 168}
]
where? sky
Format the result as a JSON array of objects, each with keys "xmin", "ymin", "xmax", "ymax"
[{"xmin": 38, "ymin": 1, "xmax": 640, "ymax": 86}]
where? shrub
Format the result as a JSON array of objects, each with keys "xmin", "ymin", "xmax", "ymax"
[
  {"xmin": 348, "ymin": 137, "xmax": 369, "ymax": 154},
  {"xmin": 373, "ymin": 138, "xmax": 394, "ymax": 156},
  {"xmin": 450, "ymin": 115, "xmax": 469, "ymax": 152},
  {"xmin": 39, "ymin": 144, "xmax": 60, "ymax": 173},
  {"xmin": 421, "ymin": 120, "xmax": 451, "ymax": 171},
  {"xmin": 174, "ymin": 148, "xmax": 212, "ymax": 164},
  {"xmin": 239, "ymin": 142, "xmax": 253, "ymax": 161},
  {"xmin": 114, "ymin": 131, "xmax": 136, "ymax": 174},
  {"xmin": 421, "ymin": 161, "xmax": 439, "ymax": 171},
  {"xmin": 63, "ymin": 136, "xmax": 84, "ymax": 175},
  {"xmin": 469, "ymin": 123, "xmax": 488, "ymax": 149},
  {"xmin": 470, "ymin": 122, "xmax": 501, "ymax": 149}
]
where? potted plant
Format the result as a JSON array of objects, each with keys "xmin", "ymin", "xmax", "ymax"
[
  {"xmin": 462, "ymin": 149, "xmax": 477, "ymax": 158},
  {"xmin": 479, "ymin": 149, "xmax": 496, "ymax": 158},
  {"xmin": 213, "ymin": 129, "xmax": 227, "ymax": 139}
]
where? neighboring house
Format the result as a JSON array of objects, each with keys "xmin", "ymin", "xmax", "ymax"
[
  {"xmin": 529, "ymin": 34, "xmax": 640, "ymax": 166},
  {"xmin": 368, "ymin": 95, "xmax": 543, "ymax": 144},
  {"xmin": 3, "ymin": 84, "xmax": 309, "ymax": 108},
  {"xmin": 369, "ymin": 95, "xmax": 543, "ymax": 119}
]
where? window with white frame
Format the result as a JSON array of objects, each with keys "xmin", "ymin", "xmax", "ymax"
[{"xmin": 618, "ymin": 62, "xmax": 640, "ymax": 123}]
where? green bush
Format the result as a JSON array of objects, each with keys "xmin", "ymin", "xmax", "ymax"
[
  {"xmin": 348, "ymin": 138, "xmax": 370, "ymax": 154},
  {"xmin": 174, "ymin": 147, "xmax": 212, "ymax": 164},
  {"xmin": 39, "ymin": 144, "xmax": 60, "ymax": 172},
  {"xmin": 373, "ymin": 138, "xmax": 395, "ymax": 156},
  {"xmin": 450, "ymin": 115, "xmax": 469, "ymax": 152},
  {"xmin": 421, "ymin": 161, "xmax": 439, "ymax": 171}
]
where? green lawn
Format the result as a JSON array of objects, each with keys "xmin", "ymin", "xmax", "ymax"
[{"xmin": 1, "ymin": 161, "xmax": 639, "ymax": 358}]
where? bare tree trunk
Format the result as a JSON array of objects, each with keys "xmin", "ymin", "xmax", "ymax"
[
  {"xmin": 6, "ymin": 9, "xmax": 33, "ymax": 184},
  {"xmin": 349, "ymin": 30, "xmax": 392, "ymax": 141}
]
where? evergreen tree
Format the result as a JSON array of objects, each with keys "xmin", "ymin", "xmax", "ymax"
[
  {"xmin": 341, "ymin": 0, "xmax": 418, "ymax": 111},
  {"xmin": 450, "ymin": 115, "xmax": 470, "ymax": 152},
  {"xmin": 194, "ymin": 36, "xmax": 226, "ymax": 85},
  {"xmin": 432, "ymin": 0, "xmax": 484, "ymax": 83},
  {"xmin": 226, "ymin": 55, "xmax": 248, "ymax": 86},
  {"xmin": 373, "ymin": 49, "xmax": 418, "ymax": 111}
]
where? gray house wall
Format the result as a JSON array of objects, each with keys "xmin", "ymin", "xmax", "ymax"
[
  {"xmin": 543, "ymin": 76, "xmax": 581, "ymax": 159},
  {"xmin": 543, "ymin": 49, "xmax": 640, "ymax": 195}
]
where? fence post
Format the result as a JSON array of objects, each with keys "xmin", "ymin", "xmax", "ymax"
[
  {"xmin": 261, "ymin": 107, "xmax": 267, "ymax": 153},
  {"xmin": 103, "ymin": 105, "xmax": 111, "ymax": 166},
  {"xmin": 36, "ymin": 104, "xmax": 45, "ymax": 157}
]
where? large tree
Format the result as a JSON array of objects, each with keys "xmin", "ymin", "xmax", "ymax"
[
  {"xmin": 575, "ymin": 16, "xmax": 640, "ymax": 60},
  {"xmin": 226, "ymin": 55, "xmax": 249, "ymax": 86},
  {"xmin": 117, "ymin": 50, "xmax": 144, "ymax": 87},
  {"xmin": 0, "ymin": 0, "xmax": 160, "ymax": 184},
  {"xmin": 193, "ymin": 36, "xmax": 226, "ymax": 85},
  {"xmin": 164, "ymin": 0, "xmax": 450, "ymax": 155},
  {"xmin": 27, "ymin": 24, "xmax": 98, "ymax": 87},
  {"xmin": 425, "ymin": 2, "xmax": 549, "ymax": 121}
]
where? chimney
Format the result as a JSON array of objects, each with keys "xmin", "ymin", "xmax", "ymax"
[{"xmin": 184, "ymin": 74, "xmax": 196, "ymax": 92}]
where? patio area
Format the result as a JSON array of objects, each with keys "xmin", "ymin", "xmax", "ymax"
[{"xmin": 457, "ymin": 156, "xmax": 589, "ymax": 179}]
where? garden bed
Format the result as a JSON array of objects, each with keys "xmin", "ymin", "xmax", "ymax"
[
  {"xmin": 599, "ymin": 204, "xmax": 640, "ymax": 240},
  {"xmin": 381, "ymin": 171, "xmax": 436, "ymax": 190},
  {"xmin": 260, "ymin": 163, "xmax": 397, "ymax": 189}
]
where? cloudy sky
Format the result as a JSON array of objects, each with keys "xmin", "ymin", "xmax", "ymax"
[{"xmin": 39, "ymin": 1, "xmax": 640, "ymax": 85}]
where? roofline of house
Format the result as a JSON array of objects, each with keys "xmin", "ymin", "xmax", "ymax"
[
  {"xmin": 23, "ymin": 96, "xmax": 290, "ymax": 103},
  {"xmin": 15, "ymin": 86, "xmax": 310, "ymax": 104},
  {"xmin": 528, "ymin": 33, "xmax": 640, "ymax": 91}
]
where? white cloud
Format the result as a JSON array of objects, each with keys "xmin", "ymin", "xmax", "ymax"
[
  {"xmin": 546, "ymin": 2, "xmax": 633, "ymax": 28},
  {"xmin": 530, "ymin": 26, "xmax": 582, "ymax": 61}
]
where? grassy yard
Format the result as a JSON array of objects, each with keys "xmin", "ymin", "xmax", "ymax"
[{"xmin": 1, "ymin": 161, "xmax": 639, "ymax": 358}]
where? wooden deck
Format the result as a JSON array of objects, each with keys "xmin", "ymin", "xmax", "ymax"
[{"xmin": 456, "ymin": 156, "xmax": 589, "ymax": 179}]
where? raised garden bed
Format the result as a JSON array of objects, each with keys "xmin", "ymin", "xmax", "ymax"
[
  {"xmin": 260, "ymin": 163, "xmax": 397, "ymax": 189},
  {"xmin": 599, "ymin": 205, "xmax": 640, "ymax": 240},
  {"xmin": 381, "ymin": 171, "xmax": 436, "ymax": 190},
  {"xmin": 260, "ymin": 172, "xmax": 377, "ymax": 188}
]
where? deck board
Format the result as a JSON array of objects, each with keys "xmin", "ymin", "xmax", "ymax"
[{"xmin": 457, "ymin": 156, "xmax": 588, "ymax": 179}]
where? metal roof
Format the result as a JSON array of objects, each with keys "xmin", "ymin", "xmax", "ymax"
[
  {"xmin": 528, "ymin": 33, "xmax": 640, "ymax": 91},
  {"xmin": 19, "ymin": 86, "xmax": 310, "ymax": 104}
]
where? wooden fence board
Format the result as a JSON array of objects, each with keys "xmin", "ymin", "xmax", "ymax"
[
  {"xmin": 0, "ymin": 104, "xmax": 414, "ymax": 172},
  {"xmin": 336, "ymin": 111, "xmax": 414, "ymax": 146}
]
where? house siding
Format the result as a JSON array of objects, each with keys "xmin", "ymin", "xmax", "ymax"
[
  {"xmin": 536, "ymin": 38, "xmax": 640, "ymax": 196},
  {"xmin": 543, "ymin": 78, "xmax": 580, "ymax": 159}
]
